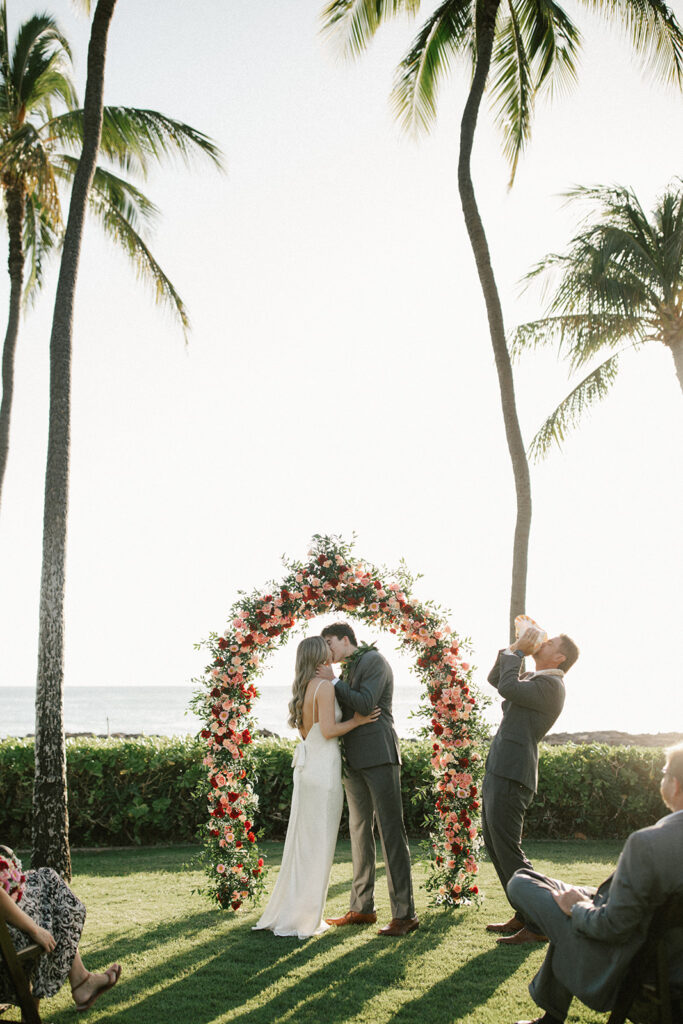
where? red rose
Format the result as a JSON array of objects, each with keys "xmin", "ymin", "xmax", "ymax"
[
  {"xmin": 235, "ymin": 840, "xmax": 243, "ymax": 848},
  {"xmin": 244, "ymin": 821, "xmax": 252, "ymax": 831},
  {"xmin": 257, "ymin": 858, "xmax": 264, "ymax": 867},
  {"xmin": 242, "ymin": 730, "xmax": 252, "ymax": 744},
  {"xmin": 253, "ymin": 868, "xmax": 261, "ymax": 876},
  {"xmin": 229, "ymin": 810, "xmax": 240, "ymax": 820},
  {"xmin": 210, "ymin": 828, "xmax": 219, "ymax": 837},
  {"xmin": 201, "ymin": 729, "xmax": 210, "ymax": 739},
  {"xmin": 433, "ymin": 722, "xmax": 444, "ymax": 737},
  {"xmin": 247, "ymin": 832, "xmax": 256, "ymax": 843},
  {"xmin": 218, "ymin": 638, "xmax": 228, "ymax": 650},
  {"xmin": 231, "ymin": 900, "xmax": 242, "ymax": 910},
  {"xmin": 471, "ymin": 886, "xmax": 479, "ymax": 894},
  {"xmin": 317, "ymin": 555, "xmax": 326, "ymax": 565},
  {"xmin": 228, "ymin": 793, "xmax": 239, "ymax": 804}
]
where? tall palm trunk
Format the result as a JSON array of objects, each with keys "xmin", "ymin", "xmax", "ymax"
[
  {"xmin": 33, "ymin": 0, "xmax": 118, "ymax": 878},
  {"xmin": 667, "ymin": 336, "xmax": 683, "ymax": 394},
  {"xmin": 0, "ymin": 185, "xmax": 25, "ymax": 513},
  {"xmin": 457, "ymin": 0, "xmax": 532, "ymax": 642}
]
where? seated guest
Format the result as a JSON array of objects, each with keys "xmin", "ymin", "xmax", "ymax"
[
  {"xmin": 0, "ymin": 846, "xmax": 121, "ymax": 1012},
  {"xmin": 508, "ymin": 742, "xmax": 683, "ymax": 1024}
]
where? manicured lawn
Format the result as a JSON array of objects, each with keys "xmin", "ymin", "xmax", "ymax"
[{"xmin": 8, "ymin": 841, "xmax": 623, "ymax": 1023}]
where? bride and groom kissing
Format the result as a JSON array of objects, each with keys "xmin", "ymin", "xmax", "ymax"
[{"xmin": 254, "ymin": 622, "xmax": 418, "ymax": 940}]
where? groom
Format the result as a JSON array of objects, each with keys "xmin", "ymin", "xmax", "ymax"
[{"xmin": 319, "ymin": 622, "xmax": 418, "ymax": 936}]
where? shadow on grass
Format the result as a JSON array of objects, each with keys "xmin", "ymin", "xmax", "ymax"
[
  {"xmin": 70, "ymin": 910, "xmax": 467, "ymax": 1024},
  {"xmin": 389, "ymin": 942, "xmax": 538, "ymax": 1022}
]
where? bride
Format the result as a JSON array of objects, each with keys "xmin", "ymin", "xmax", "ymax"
[{"xmin": 253, "ymin": 636, "xmax": 379, "ymax": 939}]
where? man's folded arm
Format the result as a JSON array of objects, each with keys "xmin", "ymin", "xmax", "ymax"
[{"xmin": 571, "ymin": 834, "xmax": 654, "ymax": 944}]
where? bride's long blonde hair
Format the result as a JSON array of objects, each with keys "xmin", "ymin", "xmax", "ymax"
[{"xmin": 287, "ymin": 636, "xmax": 329, "ymax": 730}]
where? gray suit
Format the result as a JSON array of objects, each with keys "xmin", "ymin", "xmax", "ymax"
[
  {"xmin": 508, "ymin": 811, "xmax": 683, "ymax": 1018},
  {"xmin": 482, "ymin": 651, "xmax": 565, "ymax": 927},
  {"xmin": 334, "ymin": 647, "xmax": 415, "ymax": 919}
]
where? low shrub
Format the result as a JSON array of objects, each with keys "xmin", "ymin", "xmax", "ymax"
[
  {"xmin": 529, "ymin": 743, "xmax": 666, "ymax": 839},
  {"xmin": 0, "ymin": 737, "xmax": 668, "ymax": 848}
]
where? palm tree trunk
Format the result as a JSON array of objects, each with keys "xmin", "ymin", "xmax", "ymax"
[
  {"xmin": 667, "ymin": 336, "xmax": 683, "ymax": 394},
  {"xmin": 457, "ymin": 0, "xmax": 532, "ymax": 642},
  {"xmin": 0, "ymin": 185, "xmax": 26, "ymax": 514},
  {"xmin": 33, "ymin": 0, "xmax": 118, "ymax": 879}
]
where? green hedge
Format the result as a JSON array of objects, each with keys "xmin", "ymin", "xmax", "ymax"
[
  {"xmin": 0, "ymin": 737, "xmax": 668, "ymax": 849},
  {"xmin": 528, "ymin": 743, "xmax": 667, "ymax": 839}
]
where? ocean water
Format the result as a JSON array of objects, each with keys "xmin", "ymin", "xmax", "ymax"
[{"xmin": 0, "ymin": 684, "xmax": 428, "ymax": 740}]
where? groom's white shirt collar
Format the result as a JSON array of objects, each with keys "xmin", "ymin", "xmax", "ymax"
[{"xmin": 502, "ymin": 647, "xmax": 564, "ymax": 678}]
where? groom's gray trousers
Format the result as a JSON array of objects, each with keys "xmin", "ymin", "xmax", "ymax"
[{"xmin": 344, "ymin": 763, "xmax": 415, "ymax": 920}]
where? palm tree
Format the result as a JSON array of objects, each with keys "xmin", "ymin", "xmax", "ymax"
[
  {"xmin": 0, "ymin": 1, "xmax": 222, "ymax": 515},
  {"xmin": 321, "ymin": 0, "xmax": 683, "ymax": 639},
  {"xmin": 511, "ymin": 182, "xmax": 683, "ymax": 460},
  {"xmin": 31, "ymin": 0, "xmax": 222, "ymax": 877}
]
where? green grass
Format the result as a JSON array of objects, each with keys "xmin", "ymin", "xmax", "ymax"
[{"xmin": 8, "ymin": 841, "xmax": 623, "ymax": 1024}]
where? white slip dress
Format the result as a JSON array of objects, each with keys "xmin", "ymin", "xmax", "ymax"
[{"xmin": 253, "ymin": 681, "xmax": 343, "ymax": 939}]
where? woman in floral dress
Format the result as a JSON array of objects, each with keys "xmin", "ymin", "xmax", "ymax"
[{"xmin": 0, "ymin": 846, "xmax": 121, "ymax": 1012}]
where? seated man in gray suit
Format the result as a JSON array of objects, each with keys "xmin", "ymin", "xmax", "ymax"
[
  {"xmin": 484, "ymin": 627, "xmax": 579, "ymax": 945},
  {"xmin": 509, "ymin": 741, "xmax": 683, "ymax": 1024},
  {"xmin": 318, "ymin": 622, "xmax": 417, "ymax": 937}
]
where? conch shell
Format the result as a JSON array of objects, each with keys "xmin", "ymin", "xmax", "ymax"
[{"xmin": 514, "ymin": 614, "xmax": 548, "ymax": 653}]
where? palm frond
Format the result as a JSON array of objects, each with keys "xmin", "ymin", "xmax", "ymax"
[
  {"xmin": 53, "ymin": 154, "xmax": 160, "ymax": 235},
  {"xmin": 22, "ymin": 190, "xmax": 62, "ymax": 304},
  {"xmin": 528, "ymin": 350, "xmax": 623, "ymax": 459},
  {"xmin": 0, "ymin": 123, "xmax": 62, "ymax": 223},
  {"xmin": 321, "ymin": 0, "xmax": 421, "ymax": 59},
  {"xmin": 10, "ymin": 12, "xmax": 73, "ymax": 106},
  {"xmin": 489, "ymin": 5, "xmax": 532, "ymax": 183},
  {"xmin": 86, "ymin": 168, "xmax": 190, "ymax": 338},
  {"xmin": 579, "ymin": 0, "xmax": 683, "ymax": 87},
  {"xmin": 488, "ymin": 0, "xmax": 580, "ymax": 183},
  {"xmin": 0, "ymin": 3, "xmax": 14, "ymax": 112},
  {"xmin": 517, "ymin": 0, "xmax": 580, "ymax": 98},
  {"xmin": 510, "ymin": 311, "xmax": 638, "ymax": 362},
  {"xmin": 391, "ymin": 0, "xmax": 472, "ymax": 134},
  {"xmin": 44, "ymin": 106, "xmax": 224, "ymax": 177}
]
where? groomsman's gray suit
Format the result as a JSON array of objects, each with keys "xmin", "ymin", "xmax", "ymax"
[
  {"xmin": 483, "ymin": 650, "xmax": 566, "ymax": 926},
  {"xmin": 334, "ymin": 647, "xmax": 415, "ymax": 920},
  {"xmin": 507, "ymin": 810, "xmax": 683, "ymax": 1018}
]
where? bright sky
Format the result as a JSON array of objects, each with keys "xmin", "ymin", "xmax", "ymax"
[{"xmin": 1, "ymin": 0, "xmax": 682, "ymax": 735}]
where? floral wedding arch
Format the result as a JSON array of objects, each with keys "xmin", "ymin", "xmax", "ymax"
[{"xmin": 193, "ymin": 534, "xmax": 483, "ymax": 911}]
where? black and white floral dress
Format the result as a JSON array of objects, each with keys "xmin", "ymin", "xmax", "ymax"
[{"xmin": 0, "ymin": 849, "xmax": 86, "ymax": 1003}]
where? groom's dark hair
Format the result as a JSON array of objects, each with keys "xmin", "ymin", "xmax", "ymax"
[
  {"xmin": 557, "ymin": 634, "xmax": 579, "ymax": 672},
  {"xmin": 321, "ymin": 622, "xmax": 357, "ymax": 646}
]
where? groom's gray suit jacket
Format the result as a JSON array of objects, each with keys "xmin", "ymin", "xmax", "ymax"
[
  {"xmin": 486, "ymin": 651, "xmax": 566, "ymax": 793},
  {"xmin": 520, "ymin": 811, "xmax": 683, "ymax": 1011},
  {"xmin": 334, "ymin": 648, "xmax": 401, "ymax": 770}
]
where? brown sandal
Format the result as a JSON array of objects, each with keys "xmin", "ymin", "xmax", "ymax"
[{"xmin": 71, "ymin": 964, "xmax": 121, "ymax": 1011}]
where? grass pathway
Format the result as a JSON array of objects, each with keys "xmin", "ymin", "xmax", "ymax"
[{"xmin": 10, "ymin": 841, "xmax": 622, "ymax": 1024}]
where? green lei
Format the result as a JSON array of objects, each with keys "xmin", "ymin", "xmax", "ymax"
[{"xmin": 340, "ymin": 641, "xmax": 377, "ymax": 681}]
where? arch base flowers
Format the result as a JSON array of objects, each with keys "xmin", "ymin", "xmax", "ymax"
[{"xmin": 192, "ymin": 535, "xmax": 484, "ymax": 911}]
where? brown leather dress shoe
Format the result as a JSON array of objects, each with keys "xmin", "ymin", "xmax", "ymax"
[
  {"xmin": 325, "ymin": 910, "xmax": 377, "ymax": 926},
  {"xmin": 486, "ymin": 914, "xmax": 524, "ymax": 934},
  {"xmin": 497, "ymin": 926, "xmax": 548, "ymax": 945},
  {"xmin": 378, "ymin": 916, "xmax": 419, "ymax": 936}
]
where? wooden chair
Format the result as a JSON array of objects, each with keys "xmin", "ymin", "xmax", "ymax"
[
  {"xmin": 608, "ymin": 892, "xmax": 683, "ymax": 1024},
  {"xmin": 0, "ymin": 916, "xmax": 42, "ymax": 1024}
]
